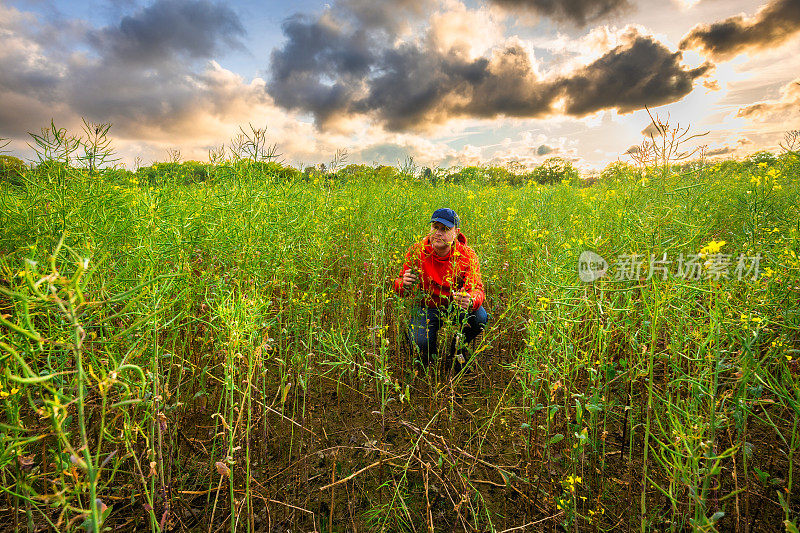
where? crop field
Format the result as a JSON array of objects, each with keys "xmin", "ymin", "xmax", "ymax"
[{"xmin": 1, "ymin": 151, "xmax": 799, "ymax": 532}]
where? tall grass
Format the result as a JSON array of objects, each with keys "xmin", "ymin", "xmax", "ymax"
[{"xmin": 0, "ymin": 156, "xmax": 798, "ymax": 531}]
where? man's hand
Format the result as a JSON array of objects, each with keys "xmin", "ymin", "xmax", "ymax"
[
  {"xmin": 402, "ymin": 269, "xmax": 418, "ymax": 290},
  {"xmin": 453, "ymin": 291, "xmax": 472, "ymax": 310}
]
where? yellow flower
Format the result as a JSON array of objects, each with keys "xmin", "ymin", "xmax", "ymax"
[
  {"xmin": 699, "ymin": 240, "xmax": 726, "ymax": 258},
  {"xmin": 0, "ymin": 386, "xmax": 18, "ymax": 398}
]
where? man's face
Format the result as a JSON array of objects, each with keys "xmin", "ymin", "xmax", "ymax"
[{"xmin": 429, "ymin": 221, "xmax": 457, "ymax": 253}]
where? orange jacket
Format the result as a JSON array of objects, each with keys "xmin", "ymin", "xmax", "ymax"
[{"xmin": 393, "ymin": 232, "xmax": 485, "ymax": 312}]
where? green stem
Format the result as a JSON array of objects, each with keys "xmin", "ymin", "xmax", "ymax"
[{"xmin": 640, "ymin": 283, "xmax": 660, "ymax": 532}]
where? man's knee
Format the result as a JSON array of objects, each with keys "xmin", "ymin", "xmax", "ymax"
[
  {"xmin": 410, "ymin": 315, "xmax": 434, "ymax": 351},
  {"xmin": 469, "ymin": 305, "xmax": 488, "ymax": 330},
  {"xmin": 458, "ymin": 306, "xmax": 487, "ymax": 345},
  {"xmin": 413, "ymin": 330, "xmax": 431, "ymax": 353},
  {"xmin": 409, "ymin": 327, "xmax": 435, "ymax": 367}
]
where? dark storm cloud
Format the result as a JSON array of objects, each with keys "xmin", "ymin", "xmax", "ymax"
[
  {"xmin": 537, "ymin": 144, "xmax": 554, "ymax": 155},
  {"xmin": 87, "ymin": 0, "xmax": 245, "ymax": 65},
  {"xmin": 679, "ymin": 0, "xmax": 800, "ymax": 60},
  {"xmin": 62, "ymin": 0, "xmax": 248, "ymax": 136},
  {"xmin": 66, "ymin": 64, "xmax": 200, "ymax": 132},
  {"xmin": 554, "ymin": 35, "xmax": 712, "ymax": 115},
  {"xmin": 0, "ymin": 58, "xmax": 61, "ymax": 98},
  {"xmin": 0, "ymin": 8, "xmax": 71, "ymax": 135},
  {"xmin": 488, "ymin": 0, "xmax": 633, "ymax": 26},
  {"xmin": 268, "ymin": 23, "xmax": 710, "ymax": 131},
  {"xmin": 0, "ymin": 0, "xmax": 256, "ymax": 141},
  {"xmin": 268, "ymin": 14, "xmax": 376, "ymax": 126},
  {"xmin": 352, "ymin": 43, "xmax": 550, "ymax": 130},
  {"xmin": 0, "ymin": 7, "xmax": 88, "ymax": 100},
  {"xmin": 444, "ymin": 45, "xmax": 559, "ymax": 121}
]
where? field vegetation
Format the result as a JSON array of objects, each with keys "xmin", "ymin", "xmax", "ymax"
[{"xmin": 1, "ymin": 124, "xmax": 799, "ymax": 532}]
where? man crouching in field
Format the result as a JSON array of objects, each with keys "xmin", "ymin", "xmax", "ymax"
[{"xmin": 393, "ymin": 208, "xmax": 488, "ymax": 374}]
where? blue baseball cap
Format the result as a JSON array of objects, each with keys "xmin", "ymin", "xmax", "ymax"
[{"xmin": 431, "ymin": 208, "xmax": 459, "ymax": 228}]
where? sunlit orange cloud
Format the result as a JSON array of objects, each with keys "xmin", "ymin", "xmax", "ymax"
[
  {"xmin": 737, "ymin": 79, "xmax": 800, "ymax": 126},
  {"xmin": 680, "ymin": 0, "xmax": 800, "ymax": 60},
  {"xmin": 428, "ymin": 0, "xmax": 506, "ymax": 60}
]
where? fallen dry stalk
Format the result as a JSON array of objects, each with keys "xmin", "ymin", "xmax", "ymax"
[{"xmin": 318, "ymin": 459, "xmax": 383, "ymax": 491}]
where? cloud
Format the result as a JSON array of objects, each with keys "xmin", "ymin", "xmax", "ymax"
[
  {"xmin": 428, "ymin": 2, "xmax": 505, "ymax": 60},
  {"xmin": 536, "ymin": 144, "xmax": 554, "ymax": 155},
  {"xmin": 268, "ymin": 12, "xmax": 377, "ymax": 128},
  {"xmin": 487, "ymin": 0, "xmax": 633, "ymax": 26},
  {"xmin": 0, "ymin": 0, "xmax": 257, "ymax": 143},
  {"xmin": 1, "ymin": 2, "xmax": 482, "ymax": 169},
  {"xmin": 87, "ymin": 0, "xmax": 245, "ymax": 65},
  {"xmin": 340, "ymin": 0, "xmax": 431, "ymax": 33},
  {"xmin": 641, "ymin": 122, "xmax": 661, "ymax": 137},
  {"xmin": 66, "ymin": 62, "xmax": 278, "ymax": 142},
  {"xmin": 0, "ymin": 92, "xmax": 72, "ymax": 139},
  {"xmin": 552, "ymin": 33, "xmax": 712, "ymax": 116},
  {"xmin": 0, "ymin": 5, "xmax": 72, "ymax": 136},
  {"xmin": 705, "ymin": 146, "xmax": 734, "ymax": 156},
  {"xmin": 0, "ymin": 27, "xmax": 62, "ymax": 100},
  {"xmin": 338, "ymin": 0, "xmax": 629, "ymax": 30},
  {"xmin": 736, "ymin": 79, "xmax": 800, "ymax": 124},
  {"xmin": 498, "ymin": 144, "xmax": 576, "ymax": 168},
  {"xmin": 2, "ymin": 1, "xmax": 465, "ymax": 169},
  {"xmin": 679, "ymin": 0, "xmax": 800, "ymax": 60},
  {"xmin": 268, "ymin": 15, "xmax": 711, "ymax": 132},
  {"xmin": 356, "ymin": 143, "xmax": 416, "ymax": 165},
  {"xmin": 672, "ymin": 0, "xmax": 702, "ymax": 10},
  {"xmin": 0, "ymin": 0, "xmax": 329, "ymax": 167}
]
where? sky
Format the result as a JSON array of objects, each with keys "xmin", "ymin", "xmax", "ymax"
[{"xmin": 1, "ymin": 0, "xmax": 798, "ymax": 171}]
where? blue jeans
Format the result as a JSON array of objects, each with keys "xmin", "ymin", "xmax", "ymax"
[{"xmin": 409, "ymin": 305, "xmax": 489, "ymax": 366}]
